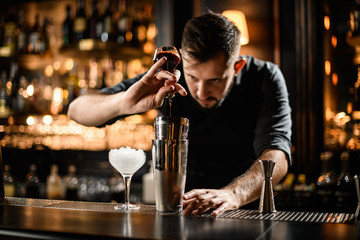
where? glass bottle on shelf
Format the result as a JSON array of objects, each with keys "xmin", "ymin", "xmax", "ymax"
[
  {"xmin": 101, "ymin": 0, "xmax": 113, "ymax": 42},
  {"xmin": 350, "ymin": 0, "xmax": 360, "ymax": 37},
  {"xmin": 74, "ymin": 0, "xmax": 87, "ymax": 42},
  {"xmin": 3, "ymin": 165, "xmax": 15, "ymax": 197},
  {"xmin": 88, "ymin": 0, "xmax": 102, "ymax": 40},
  {"xmin": 63, "ymin": 165, "xmax": 79, "ymax": 201},
  {"xmin": 3, "ymin": 6, "xmax": 17, "ymax": 54},
  {"xmin": 293, "ymin": 174, "xmax": 315, "ymax": 211},
  {"xmin": 46, "ymin": 164, "xmax": 64, "ymax": 200},
  {"xmin": 0, "ymin": 71, "xmax": 11, "ymax": 118},
  {"xmin": 62, "ymin": 5, "xmax": 73, "ymax": 47},
  {"xmin": 16, "ymin": 8, "xmax": 27, "ymax": 53},
  {"xmin": 25, "ymin": 164, "xmax": 41, "ymax": 198},
  {"xmin": 115, "ymin": 0, "xmax": 128, "ymax": 44},
  {"xmin": 333, "ymin": 151, "xmax": 356, "ymax": 213},
  {"xmin": 27, "ymin": 14, "xmax": 42, "ymax": 54},
  {"xmin": 315, "ymin": 151, "xmax": 336, "ymax": 212}
]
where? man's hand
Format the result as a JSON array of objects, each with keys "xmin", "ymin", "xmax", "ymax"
[
  {"xmin": 123, "ymin": 57, "xmax": 187, "ymax": 114},
  {"xmin": 182, "ymin": 189, "xmax": 240, "ymax": 216},
  {"xmin": 182, "ymin": 150, "xmax": 288, "ymax": 217}
]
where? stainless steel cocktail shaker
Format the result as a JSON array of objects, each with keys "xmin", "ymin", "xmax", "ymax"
[{"xmin": 152, "ymin": 116, "xmax": 189, "ymax": 213}]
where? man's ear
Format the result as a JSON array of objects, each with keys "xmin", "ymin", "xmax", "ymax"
[{"xmin": 234, "ymin": 58, "xmax": 246, "ymax": 76}]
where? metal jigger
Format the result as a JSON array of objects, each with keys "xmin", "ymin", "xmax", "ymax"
[
  {"xmin": 354, "ymin": 175, "xmax": 360, "ymax": 222},
  {"xmin": 259, "ymin": 160, "xmax": 276, "ymax": 214}
]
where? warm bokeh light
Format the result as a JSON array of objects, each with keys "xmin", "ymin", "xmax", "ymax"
[
  {"xmin": 348, "ymin": 102, "xmax": 353, "ymax": 114},
  {"xmin": 143, "ymin": 41, "xmax": 155, "ymax": 54},
  {"xmin": 332, "ymin": 73, "xmax": 338, "ymax": 86},
  {"xmin": 53, "ymin": 60, "xmax": 61, "ymax": 71},
  {"xmin": 26, "ymin": 116, "xmax": 35, "ymax": 126},
  {"xmin": 325, "ymin": 60, "xmax": 331, "ymax": 75},
  {"xmin": 222, "ymin": 10, "xmax": 249, "ymax": 45},
  {"xmin": 53, "ymin": 87, "xmax": 63, "ymax": 104},
  {"xmin": 79, "ymin": 39, "xmax": 94, "ymax": 51},
  {"xmin": 65, "ymin": 58, "xmax": 74, "ymax": 71},
  {"xmin": 147, "ymin": 23, "xmax": 157, "ymax": 41},
  {"xmin": 43, "ymin": 85, "xmax": 52, "ymax": 100},
  {"xmin": 324, "ymin": 16, "xmax": 330, "ymax": 30},
  {"xmin": 27, "ymin": 85, "xmax": 34, "ymax": 97},
  {"xmin": 43, "ymin": 115, "xmax": 53, "ymax": 125},
  {"xmin": 44, "ymin": 65, "xmax": 54, "ymax": 77},
  {"xmin": 331, "ymin": 36, "xmax": 337, "ymax": 48},
  {"xmin": 325, "ymin": 107, "xmax": 332, "ymax": 122}
]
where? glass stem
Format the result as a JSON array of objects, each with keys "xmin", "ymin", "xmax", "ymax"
[{"xmin": 123, "ymin": 175, "xmax": 132, "ymax": 206}]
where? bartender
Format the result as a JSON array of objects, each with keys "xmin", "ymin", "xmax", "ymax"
[{"xmin": 67, "ymin": 12, "xmax": 292, "ymax": 216}]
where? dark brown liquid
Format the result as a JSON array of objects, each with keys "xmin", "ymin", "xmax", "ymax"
[
  {"xmin": 168, "ymin": 98, "xmax": 172, "ymax": 117},
  {"xmin": 153, "ymin": 51, "xmax": 181, "ymax": 72},
  {"xmin": 153, "ymin": 50, "xmax": 180, "ymax": 117}
]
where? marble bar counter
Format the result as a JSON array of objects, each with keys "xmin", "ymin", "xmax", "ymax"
[{"xmin": 0, "ymin": 197, "xmax": 358, "ymax": 239}]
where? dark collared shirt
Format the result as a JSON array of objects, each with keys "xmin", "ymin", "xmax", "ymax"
[{"xmin": 101, "ymin": 55, "xmax": 292, "ymax": 190}]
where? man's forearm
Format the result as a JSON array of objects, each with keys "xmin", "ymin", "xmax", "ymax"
[
  {"xmin": 68, "ymin": 92, "xmax": 126, "ymax": 126},
  {"xmin": 223, "ymin": 149, "xmax": 289, "ymax": 207}
]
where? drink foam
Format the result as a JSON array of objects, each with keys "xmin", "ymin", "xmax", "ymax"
[{"xmin": 109, "ymin": 146, "xmax": 146, "ymax": 175}]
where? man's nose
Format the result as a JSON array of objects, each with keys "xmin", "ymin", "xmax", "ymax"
[{"xmin": 197, "ymin": 82, "xmax": 209, "ymax": 100}]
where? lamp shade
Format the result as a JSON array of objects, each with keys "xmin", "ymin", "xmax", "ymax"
[{"xmin": 222, "ymin": 10, "xmax": 249, "ymax": 45}]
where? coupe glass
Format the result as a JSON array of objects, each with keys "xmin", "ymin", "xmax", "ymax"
[{"xmin": 109, "ymin": 147, "xmax": 146, "ymax": 211}]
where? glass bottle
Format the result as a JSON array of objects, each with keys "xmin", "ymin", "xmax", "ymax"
[
  {"xmin": 74, "ymin": 0, "xmax": 87, "ymax": 42},
  {"xmin": 350, "ymin": 0, "xmax": 360, "ymax": 37},
  {"xmin": 25, "ymin": 164, "xmax": 41, "ymax": 198},
  {"xmin": 46, "ymin": 165, "xmax": 64, "ymax": 200},
  {"xmin": 88, "ymin": 0, "xmax": 102, "ymax": 40},
  {"xmin": 101, "ymin": 0, "xmax": 113, "ymax": 42},
  {"xmin": 3, "ymin": 6, "xmax": 17, "ymax": 54},
  {"xmin": 3, "ymin": 165, "xmax": 15, "ymax": 197},
  {"xmin": 63, "ymin": 165, "xmax": 79, "ymax": 201},
  {"xmin": 293, "ymin": 174, "xmax": 315, "ymax": 211},
  {"xmin": 315, "ymin": 151, "xmax": 336, "ymax": 212},
  {"xmin": 27, "ymin": 14, "xmax": 42, "ymax": 53},
  {"xmin": 334, "ymin": 151, "xmax": 357, "ymax": 213},
  {"xmin": 62, "ymin": 5, "xmax": 73, "ymax": 47},
  {"xmin": 116, "ymin": 0, "xmax": 128, "ymax": 44},
  {"xmin": 0, "ymin": 71, "xmax": 11, "ymax": 117},
  {"xmin": 142, "ymin": 161, "xmax": 155, "ymax": 204},
  {"xmin": 16, "ymin": 8, "xmax": 27, "ymax": 53}
]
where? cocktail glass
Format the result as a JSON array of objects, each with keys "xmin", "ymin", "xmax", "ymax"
[{"xmin": 109, "ymin": 147, "xmax": 146, "ymax": 211}]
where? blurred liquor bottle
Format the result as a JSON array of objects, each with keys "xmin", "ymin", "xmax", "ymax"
[
  {"xmin": 62, "ymin": 5, "xmax": 74, "ymax": 47},
  {"xmin": 101, "ymin": 0, "xmax": 113, "ymax": 42},
  {"xmin": 25, "ymin": 164, "xmax": 41, "ymax": 198},
  {"xmin": 115, "ymin": 0, "xmax": 129, "ymax": 44},
  {"xmin": 333, "ymin": 151, "xmax": 357, "ymax": 213},
  {"xmin": 3, "ymin": 165, "xmax": 15, "ymax": 197},
  {"xmin": 3, "ymin": 7, "xmax": 17, "ymax": 54},
  {"xmin": 315, "ymin": 151, "xmax": 336, "ymax": 212},
  {"xmin": 350, "ymin": 0, "xmax": 360, "ymax": 37},
  {"xmin": 88, "ymin": 0, "xmax": 103, "ymax": 40},
  {"xmin": 16, "ymin": 8, "xmax": 27, "ymax": 53},
  {"xmin": 63, "ymin": 165, "xmax": 79, "ymax": 201},
  {"xmin": 28, "ymin": 14, "xmax": 41, "ymax": 53},
  {"xmin": 46, "ymin": 165, "xmax": 64, "ymax": 200},
  {"xmin": 293, "ymin": 174, "xmax": 315, "ymax": 211},
  {"xmin": 74, "ymin": 0, "xmax": 87, "ymax": 42}
]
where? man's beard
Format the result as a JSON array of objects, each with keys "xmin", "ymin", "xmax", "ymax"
[{"xmin": 194, "ymin": 82, "xmax": 233, "ymax": 111}]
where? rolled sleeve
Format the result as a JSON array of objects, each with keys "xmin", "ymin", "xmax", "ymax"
[{"xmin": 253, "ymin": 64, "xmax": 292, "ymax": 165}]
